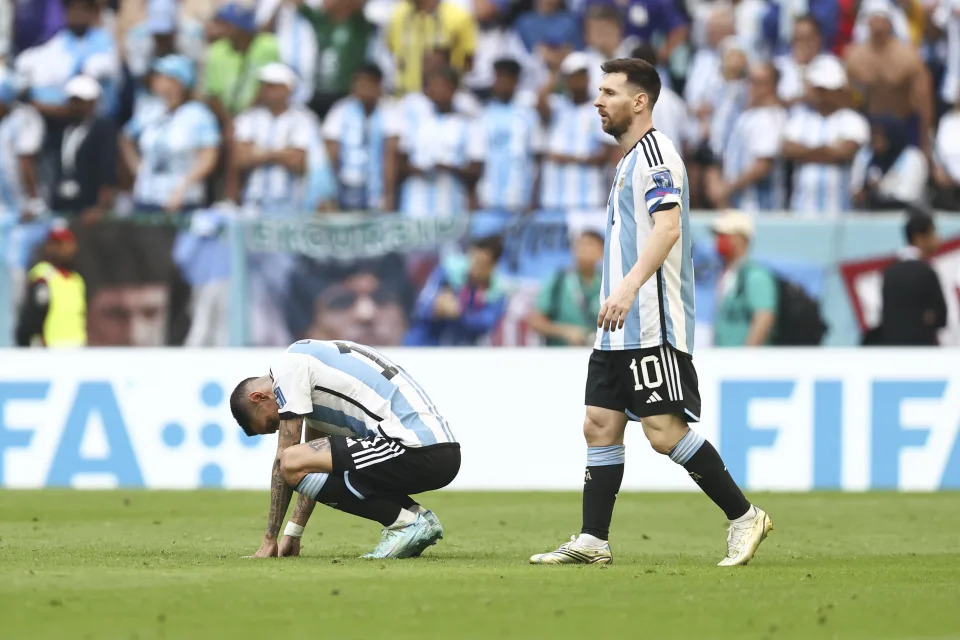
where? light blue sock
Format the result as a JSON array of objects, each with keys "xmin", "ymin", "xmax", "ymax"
[
  {"xmin": 296, "ymin": 472, "xmax": 329, "ymax": 499},
  {"xmin": 587, "ymin": 445, "xmax": 625, "ymax": 466},
  {"xmin": 668, "ymin": 430, "xmax": 704, "ymax": 465}
]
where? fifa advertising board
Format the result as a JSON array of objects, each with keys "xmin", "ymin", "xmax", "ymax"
[{"xmin": 0, "ymin": 348, "xmax": 957, "ymax": 491}]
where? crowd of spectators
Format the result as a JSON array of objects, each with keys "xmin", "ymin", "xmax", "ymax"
[{"xmin": 2, "ymin": 0, "xmax": 960, "ymax": 226}]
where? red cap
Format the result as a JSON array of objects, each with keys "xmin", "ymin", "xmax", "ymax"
[{"xmin": 48, "ymin": 228, "xmax": 76, "ymax": 243}]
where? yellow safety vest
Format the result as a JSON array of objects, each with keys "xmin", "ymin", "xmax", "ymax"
[{"xmin": 27, "ymin": 261, "xmax": 87, "ymax": 347}]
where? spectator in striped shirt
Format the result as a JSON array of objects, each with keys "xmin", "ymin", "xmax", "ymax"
[
  {"xmin": 231, "ymin": 63, "xmax": 330, "ymax": 215},
  {"xmin": 537, "ymin": 52, "xmax": 619, "ymax": 212},
  {"xmin": 322, "ymin": 63, "xmax": 399, "ymax": 212},
  {"xmin": 707, "ymin": 61, "xmax": 787, "ymax": 212},
  {"xmin": 120, "ymin": 55, "xmax": 220, "ymax": 214},
  {"xmin": 468, "ymin": 58, "xmax": 542, "ymax": 213},
  {"xmin": 397, "ymin": 67, "xmax": 481, "ymax": 217},
  {"xmin": 782, "ymin": 55, "xmax": 869, "ymax": 215}
]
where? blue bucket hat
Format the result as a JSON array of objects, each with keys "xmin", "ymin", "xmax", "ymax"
[{"xmin": 152, "ymin": 54, "xmax": 196, "ymax": 89}]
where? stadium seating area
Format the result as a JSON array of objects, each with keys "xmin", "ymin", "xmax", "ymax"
[{"xmin": 1, "ymin": 0, "xmax": 959, "ymax": 348}]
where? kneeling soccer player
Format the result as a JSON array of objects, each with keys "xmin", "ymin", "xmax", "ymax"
[{"xmin": 230, "ymin": 339, "xmax": 460, "ymax": 559}]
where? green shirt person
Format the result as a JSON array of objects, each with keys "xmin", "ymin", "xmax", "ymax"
[
  {"xmin": 204, "ymin": 4, "xmax": 280, "ymax": 116},
  {"xmin": 528, "ymin": 230, "xmax": 605, "ymax": 347},
  {"xmin": 711, "ymin": 210, "xmax": 778, "ymax": 347},
  {"xmin": 298, "ymin": 1, "xmax": 376, "ymax": 115}
]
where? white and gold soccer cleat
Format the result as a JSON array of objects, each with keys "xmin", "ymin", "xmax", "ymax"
[
  {"xmin": 529, "ymin": 536, "xmax": 613, "ymax": 565},
  {"xmin": 718, "ymin": 506, "xmax": 773, "ymax": 566}
]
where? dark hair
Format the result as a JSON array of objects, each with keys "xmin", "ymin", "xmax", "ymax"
[
  {"xmin": 580, "ymin": 229, "xmax": 605, "ymax": 244},
  {"xmin": 794, "ymin": 14, "xmax": 821, "ymax": 36},
  {"xmin": 230, "ymin": 377, "xmax": 259, "ymax": 437},
  {"xmin": 585, "ymin": 5, "xmax": 623, "ymax": 26},
  {"xmin": 630, "ymin": 42, "xmax": 658, "ymax": 68},
  {"xmin": 355, "ymin": 62, "xmax": 384, "ymax": 82},
  {"xmin": 471, "ymin": 235, "xmax": 504, "ymax": 262},
  {"xmin": 493, "ymin": 58, "xmax": 522, "ymax": 77},
  {"xmin": 600, "ymin": 58, "xmax": 661, "ymax": 106},
  {"xmin": 426, "ymin": 66, "xmax": 460, "ymax": 89},
  {"xmin": 905, "ymin": 211, "xmax": 935, "ymax": 245}
]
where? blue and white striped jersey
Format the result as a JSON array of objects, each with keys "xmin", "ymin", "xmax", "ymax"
[
  {"xmin": 722, "ymin": 105, "xmax": 787, "ymax": 212},
  {"xmin": 468, "ymin": 98, "xmax": 542, "ymax": 211},
  {"xmin": 396, "ymin": 96, "xmax": 473, "ymax": 218},
  {"xmin": 784, "ymin": 107, "xmax": 869, "ymax": 215},
  {"xmin": 0, "ymin": 104, "xmax": 44, "ymax": 218},
  {"xmin": 235, "ymin": 105, "xmax": 318, "ymax": 213},
  {"xmin": 322, "ymin": 97, "xmax": 393, "ymax": 211},
  {"xmin": 274, "ymin": 3, "xmax": 317, "ymax": 105},
  {"xmin": 595, "ymin": 129, "xmax": 696, "ymax": 355},
  {"xmin": 271, "ymin": 340, "xmax": 456, "ymax": 448},
  {"xmin": 125, "ymin": 101, "xmax": 220, "ymax": 208},
  {"xmin": 540, "ymin": 95, "xmax": 617, "ymax": 210}
]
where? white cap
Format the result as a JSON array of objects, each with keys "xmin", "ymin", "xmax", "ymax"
[
  {"xmin": 258, "ymin": 63, "xmax": 297, "ymax": 89},
  {"xmin": 65, "ymin": 75, "xmax": 102, "ymax": 101},
  {"xmin": 560, "ymin": 51, "xmax": 591, "ymax": 76},
  {"xmin": 861, "ymin": 0, "xmax": 895, "ymax": 21},
  {"xmin": 806, "ymin": 55, "xmax": 847, "ymax": 91},
  {"xmin": 711, "ymin": 209, "xmax": 755, "ymax": 238}
]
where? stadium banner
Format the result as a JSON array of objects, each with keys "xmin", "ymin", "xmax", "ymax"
[{"xmin": 0, "ymin": 348, "xmax": 958, "ymax": 491}]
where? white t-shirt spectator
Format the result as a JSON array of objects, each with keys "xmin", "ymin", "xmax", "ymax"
[
  {"xmin": 935, "ymin": 110, "xmax": 960, "ymax": 182},
  {"xmin": 272, "ymin": 3, "xmax": 318, "ymax": 105},
  {"xmin": 784, "ymin": 107, "xmax": 870, "ymax": 215},
  {"xmin": 850, "ymin": 145, "xmax": 928, "ymax": 206},
  {"xmin": 723, "ymin": 105, "xmax": 787, "ymax": 211},
  {"xmin": 0, "ymin": 104, "xmax": 44, "ymax": 217},
  {"xmin": 235, "ymin": 105, "xmax": 319, "ymax": 212}
]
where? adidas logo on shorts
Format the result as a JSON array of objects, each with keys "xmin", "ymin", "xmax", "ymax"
[{"xmin": 646, "ymin": 391, "xmax": 663, "ymax": 404}]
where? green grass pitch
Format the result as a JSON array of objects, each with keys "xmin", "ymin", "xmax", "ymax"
[{"xmin": 2, "ymin": 490, "xmax": 959, "ymax": 640}]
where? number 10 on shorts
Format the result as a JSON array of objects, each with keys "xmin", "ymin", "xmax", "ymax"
[{"xmin": 629, "ymin": 356, "xmax": 663, "ymax": 391}]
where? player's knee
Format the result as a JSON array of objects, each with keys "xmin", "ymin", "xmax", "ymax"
[
  {"xmin": 278, "ymin": 448, "xmax": 304, "ymax": 487},
  {"xmin": 647, "ymin": 432, "xmax": 676, "ymax": 455},
  {"xmin": 582, "ymin": 414, "xmax": 604, "ymax": 443}
]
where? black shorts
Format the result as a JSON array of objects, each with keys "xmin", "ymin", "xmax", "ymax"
[
  {"xmin": 585, "ymin": 345, "xmax": 701, "ymax": 423},
  {"xmin": 329, "ymin": 435, "xmax": 461, "ymax": 499}
]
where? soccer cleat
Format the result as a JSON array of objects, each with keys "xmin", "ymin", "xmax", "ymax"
[
  {"xmin": 409, "ymin": 510, "xmax": 444, "ymax": 558},
  {"xmin": 361, "ymin": 514, "xmax": 435, "ymax": 560},
  {"xmin": 529, "ymin": 535, "xmax": 613, "ymax": 565},
  {"xmin": 717, "ymin": 506, "xmax": 773, "ymax": 566}
]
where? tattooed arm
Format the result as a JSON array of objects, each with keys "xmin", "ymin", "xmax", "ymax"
[
  {"xmin": 244, "ymin": 418, "xmax": 303, "ymax": 558},
  {"xmin": 277, "ymin": 428, "xmax": 322, "ymax": 557}
]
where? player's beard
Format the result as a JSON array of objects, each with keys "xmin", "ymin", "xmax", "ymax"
[{"xmin": 602, "ymin": 111, "xmax": 629, "ymax": 140}]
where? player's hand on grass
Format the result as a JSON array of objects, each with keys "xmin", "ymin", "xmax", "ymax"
[
  {"xmin": 243, "ymin": 537, "xmax": 279, "ymax": 558},
  {"xmin": 278, "ymin": 535, "xmax": 301, "ymax": 557},
  {"xmin": 598, "ymin": 280, "xmax": 640, "ymax": 333}
]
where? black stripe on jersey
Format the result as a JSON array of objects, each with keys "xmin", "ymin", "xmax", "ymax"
[
  {"xmin": 314, "ymin": 385, "xmax": 384, "ymax": 422},
  {"xmin": 649, "ymin": 133, "xmax": 665, "ymax": 165},
  {"xmin": 334, "ymin": 341, "xmax": 400, "ymax": 380},
  {"xmin": 655, "ymin": 268, "xmax": 669, "ymax": 346},
  {"xmin": 639, "ymin": 136, "xmax": 654, "ymax": 167},
  {"xmin": 641, "ymin": 131, "xmax": 663, "ymax": 165}
]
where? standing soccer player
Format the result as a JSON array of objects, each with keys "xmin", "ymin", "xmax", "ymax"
[{"xmin": 530, "ymin": 58, "xmax": 772, "ymax": 567}]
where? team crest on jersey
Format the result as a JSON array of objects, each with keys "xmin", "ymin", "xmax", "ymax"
[
  {"xmin": 652, "ymin": 170, "xmax": 673, "ymax": 189},
  {"xmin": 617, "ymin": 174, "xmax": 626, "ymax": 191}
]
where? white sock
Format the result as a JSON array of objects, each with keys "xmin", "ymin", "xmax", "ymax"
[
  {"xmin": 408, "ymin": 504, "xmax": 427, "ymax": 515},
  {"xmin": 576, "ymin": 533, "xmax": 607, "ymax": 547},
  {"xmin": 732, "ymin": 505, "xmax": 757, "ymax": 523},
  {"xmin": 388, "ymin": 508, "xmax": 418, "ymax": 529}
]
